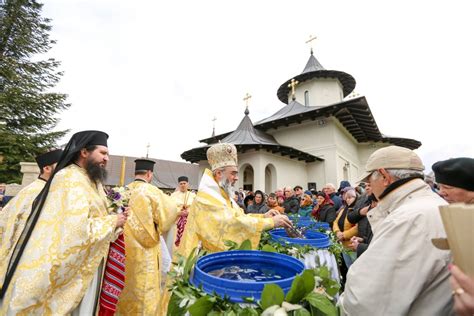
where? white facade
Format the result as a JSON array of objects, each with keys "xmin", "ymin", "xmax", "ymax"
[{"xmin": 291, "ymin": 78, "xmax": 344, "ymax": 107}]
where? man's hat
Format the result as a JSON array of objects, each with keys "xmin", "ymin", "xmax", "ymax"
[
  {"xmin": 432, "ymin": 158, "xmax": 474, "ymax": 191},
  {"xmin": 135, "ymin": 159, "xmax": 155, "ymax": 172},
  {"xmin": 206, "ymin": 143, "xmax": 238, "ymax": 171},
  {"xmin": 357, "ymin": 146, "xmax": 424, "ymax": 183},
  {"xmin": 35, "ymin": 149, "xmax": 63, "ymax": 169},
  {"xmin": 178, "ymin": 176, "xmax": 189, "ymax": 182}
]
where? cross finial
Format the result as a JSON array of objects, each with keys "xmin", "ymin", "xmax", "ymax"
[
  {"xmin": 146, "ymin": 143, "xmax": 150, "ymax": 158},
  {"xmin": 288, "ymin": 78, "xmax": 299, "ymax": 101},
  {"xmin": 212, "ymin": 117, "xmax": 217, "ymax": 137},
  {"xmin": 243, "ymin": 93, "xmax": 251, "ymax": 115},
  {"xmin": 306, "ymin": 34, "xmax": 317, "ymax": 55},
  {"xmin": 243, "ymin": 93, "xmax": 252, "ymax": 107}
]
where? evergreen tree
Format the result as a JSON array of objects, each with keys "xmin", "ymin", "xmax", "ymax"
[{"xmin": 0, "ymin": 0, "xmax": 69, "ymax": 183}]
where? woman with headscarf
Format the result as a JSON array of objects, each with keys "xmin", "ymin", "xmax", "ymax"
[
  {"xmin": 246, "ymin": 190, "xmax": 269, "ymax": 214},
  {"xmin": 311, "ymin": 191, "xmax": 337, "ymax": 229}
]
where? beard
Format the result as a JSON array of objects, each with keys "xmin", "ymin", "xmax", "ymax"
[
  {"xmin": 85, "ymin": 157, "xmax": 108, "ymax": 183},
  {"xmin": 219, "ymin": 178, "xmax": 235, "ymax": 199}
]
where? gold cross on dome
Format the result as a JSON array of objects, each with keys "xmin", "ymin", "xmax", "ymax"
[
  {"xmin": 306, "ymin": 35, "xmax": 317, "ymax": 53},
  {"xmin": 243, "ymin": 93, "xmax": 252, "ymax": 107},
  {"xmin": 288, "ymin": 78, "xmax": 299, "ymax": 100}
]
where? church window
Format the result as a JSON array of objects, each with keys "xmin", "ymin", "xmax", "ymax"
[{"xmin": 304, "ymin": 91, "xmax": 310, "ymax": 106}]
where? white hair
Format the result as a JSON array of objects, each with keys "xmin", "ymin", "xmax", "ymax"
[
  {"xmin": 370, "ymin": 169, "xmax": 424, "ymax": 181},
  {"xmin": 324, "ymin": 183, "xmax": 336, "ymax": 190}
]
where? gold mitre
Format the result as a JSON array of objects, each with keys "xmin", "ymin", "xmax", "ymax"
[{"xmin": 206, "ymin": 143, "xmax": 238, "ymax": 171}]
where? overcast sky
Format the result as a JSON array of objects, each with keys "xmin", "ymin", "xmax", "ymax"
[{"xmin": 41, "ymin": 0, "xmax": 474, "ymax": 172}]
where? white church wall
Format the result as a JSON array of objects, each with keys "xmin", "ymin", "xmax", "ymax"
[
  {"xmin": 332, "ymin": 119, "xmax": 361, "ymax": 184},
  {"xmin": 356, "ymin": 142, "xmax": 390, "ymax": 179},
  {"xmin": 293, "ymin": 78, "xmax": 343, "ymax": 107},
  {"xmin": 306, "ymin": 161, "xmax": 326, "ymax": 192},
  {"xmin": 237, "ymin": 150, "xmax": 308, "ymax": 193}
]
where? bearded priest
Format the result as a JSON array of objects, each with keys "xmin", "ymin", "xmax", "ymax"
[
  {"xmin": 177, "ymin": 143, "xmax": 292, "ymax": 258},
  {"xmin": 0, "ymin": 130, "xmax": 128, "ymax": 315}
]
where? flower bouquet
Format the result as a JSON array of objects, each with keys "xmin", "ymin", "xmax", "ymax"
[{"xmin": 106, "ymin": 186, "xmax": 131, "ymax": 213}]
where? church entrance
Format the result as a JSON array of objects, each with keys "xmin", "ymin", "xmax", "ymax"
[
  {"xmin": 241, "ymin": 164, "xmax": 254, "ymax": 192},
  {"xmin": 265, "ymin": 164, "xmax": 277, "ymax": 193}
]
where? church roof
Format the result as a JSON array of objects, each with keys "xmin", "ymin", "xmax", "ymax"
[
  {"xmin": 200, "ymin": 96, "xmax": 421, "ymax": 150},
  {"xmin": 277, "ymin": 52, "xmax": 357, "ymax": 104},
  {"xmin": 105, "ymin": 155, "xmax": 200, "ymax": 189},
  {"xmin": 181, "ymin": 108, "xmax": 323, "ymax": 163}
]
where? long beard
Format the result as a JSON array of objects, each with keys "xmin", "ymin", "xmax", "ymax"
[
  {"xmin": 219, "ymin": 178, "xmax": 234, "ymax": 199},
  {"xmin": 85, "ymin": 158, "xmax": 108, "ymax": 183}
]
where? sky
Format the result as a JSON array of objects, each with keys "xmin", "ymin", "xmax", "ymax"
[{"xmin": 40, "ymin": 0, "xmax": 474, "ymax": 172}]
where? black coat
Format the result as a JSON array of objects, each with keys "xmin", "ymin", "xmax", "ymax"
[
  {"xmin": 283, "ymin": 196, "xmax": 299, "ymax": 214},
  {"xmin": 318, "ymin": 204, "xmax": 337, "ymax": 229}
]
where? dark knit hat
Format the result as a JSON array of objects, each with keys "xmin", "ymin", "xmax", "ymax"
[{"xmin": 432, "ymin": 158, "xmax": 474, "ymax": 191}]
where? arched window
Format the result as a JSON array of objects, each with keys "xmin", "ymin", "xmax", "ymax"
[{"xmin": 304, "ymin": 90, "xmax": 309, "ymax": 106}]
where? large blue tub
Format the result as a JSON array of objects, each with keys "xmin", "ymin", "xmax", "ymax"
[
  {"xmin": 269, "ymin": 229, "xmax": 331, "ymax": 248},
  {"xmin": 191, "ymin": 250, "xmax": 304, "ymax": 303}
]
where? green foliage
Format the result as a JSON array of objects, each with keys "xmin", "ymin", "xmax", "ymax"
[
  {"xmin": 285, "ymin": 275, "xmax": 306, "ymax": 304},
  {"xmin": 238, "ymin": 239, "xmax": 252, "ymax": 250},
  {"xmin": 260, "ymin": 284, "xmax": 284, "ymax": 310},
  {"xmin": 305, "ymin": 293, "xmax": 337, "ymax": 316},
  {"xmin": 188, "ymin": 296, "xmax": 215, "ymax": 316},
  {"xmin": 0, "ymin": 0, "xmax": 70, "ymax": 183}
]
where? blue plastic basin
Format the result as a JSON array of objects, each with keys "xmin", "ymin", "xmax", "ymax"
[
  {"xmin": 289, "ymin": 216, "xmax": 331, "ymax": 230},
  {"xmin": 269, "ymin": 229, "xmax": 331, "ymax": 248},
  {"xmin": 191, "ymin": 250, "xmax": 304, "ymax": 303}
]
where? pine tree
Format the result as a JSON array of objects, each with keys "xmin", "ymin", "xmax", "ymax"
[{"xmin": 0, "ymin": 0, "xmax": 69, "ymax": 183}]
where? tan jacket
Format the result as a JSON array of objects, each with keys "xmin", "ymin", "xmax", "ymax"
[{"xmin": 339, "ymin": 179, "xmax": 454, "ymax": 315}]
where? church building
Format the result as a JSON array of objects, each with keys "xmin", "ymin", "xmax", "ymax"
[{"xmin": 181, "ymin": 47, "xmax": 420, "ymax": 193}]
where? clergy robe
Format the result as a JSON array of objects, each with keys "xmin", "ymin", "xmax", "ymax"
[
  {"xmin": 0, "ymin": 164, "xmax": 118, "ymax": 315},
  {"xmin": 177, "ymin": 168, "xmax": 274, "ymax": 259},
  {"xmin": 0, "ymin": 178, "xmax": 46, "ymax": 287},
  {"xmin": 165, "ymin": 190, "xmax": 196, "ymax": 251},
  {"xmin": 116, "ymin": 180, "xmax": 177, "ymax": 315}
]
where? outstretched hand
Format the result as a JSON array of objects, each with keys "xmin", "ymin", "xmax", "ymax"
[
  {"xmin": 272, "ymin": 214, "xmax": 293, "ymax": 229},
  {"xmin": 264, "ymin": 209, "xmax": 280, "ymax": 218}
]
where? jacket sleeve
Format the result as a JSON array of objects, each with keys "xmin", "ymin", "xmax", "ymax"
[
  {"xmin": 324, "ymin": 206, "xmax": 337, "ymax": 229},
  {"xmin": 347, "ymin": 207, "xmax": 364, "ymax": 224},
  {"xmin": 340, "ymin": 216, "xmax": 449, "ymax": 315}
]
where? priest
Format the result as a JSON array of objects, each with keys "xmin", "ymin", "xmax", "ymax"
[
  {"xmin": 177, "ymin": 143, "xmax": 292, "ymax": 258},
  {"xmin": 0, "ymin": 149, "xmax": 62, "ymax": 284},
  {"xmin": 116, "ymin": 159, "xmax": 178, "ymax": 315},
  {"xmin": 0, "ymin": 130, "xmax": 127, "ymax": 315}
]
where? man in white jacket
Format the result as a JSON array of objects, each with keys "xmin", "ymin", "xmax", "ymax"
[{"xmin": 339, "ymin": 146, "xmax": 453, "ymax": 315}]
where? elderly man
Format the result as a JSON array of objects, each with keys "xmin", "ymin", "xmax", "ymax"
[
  {"xmin": 432, "ymin": 157, "xmax": 474, "ymax": 204},
  {"xmin": 0, "ymin": 131, "xmax": 128, "ymax": 315},
  {"xmin": 0, "ymin": 149, "xmax": 62, "ymax": 285},
  {"xmin": 339, "ymin": 146, "xmax": 452, "ymax": 315},
  {"xmin": 177, "ymin": 143, "xmax": 292, "ymax": 258},
  {"xmin": 432, "ymin": 157, "xmax": 474, "ymax": 316},
  {"xmin": 283, "ymin": 186, "xmax": 299, "ymax": 214}
]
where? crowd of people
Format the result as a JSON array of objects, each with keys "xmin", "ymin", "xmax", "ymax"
[{"xmin": 0, "ymin": 130, "xmax": 473, "ymax": 315}]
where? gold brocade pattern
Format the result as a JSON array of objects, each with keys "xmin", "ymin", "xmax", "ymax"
[
  {"xmin": 0, "ymin": 164, "xmax": 117, "ymax": 315},
  {"xmin": 177, "ymin": 169, "xmax": 274, "ymax": 259},
  {"xmin": 116, "ymin": 181, "xmax": 177, "ymax": 316},
  {"xmin": 0, "ymin": 179, "xmax": 45, "ymax": 287}
]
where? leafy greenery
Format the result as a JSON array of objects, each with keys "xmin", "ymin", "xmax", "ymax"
[{"xmin": 0, "ymin": 0, "xmax": 70, "ymax": 183}]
